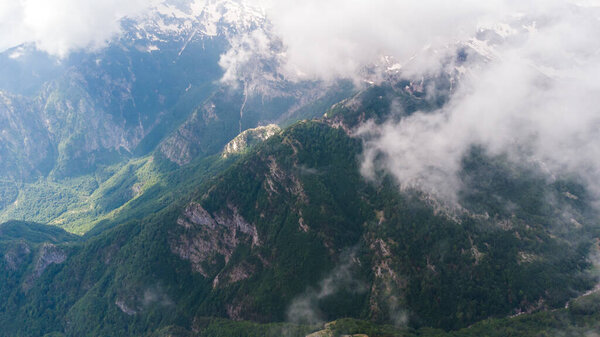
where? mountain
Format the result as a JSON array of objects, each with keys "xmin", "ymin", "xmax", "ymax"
[
  {"xmin": 1, "ymin": 2, "xmax": 599, "ymax": 336},
  {"xmin": 0, "ymin": 1, "xmax": 354, "ymax": 234},
  {"xmin": 0, "ymin": 81, "xmax": 598, "ymax": 336}
]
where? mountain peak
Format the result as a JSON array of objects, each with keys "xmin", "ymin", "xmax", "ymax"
[{"xmin": 222, "ymin": 124, "xmax": 280, "ymax": 157}]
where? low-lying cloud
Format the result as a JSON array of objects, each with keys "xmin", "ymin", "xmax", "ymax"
[
  {"xmin": 286, "ymin": 249, "xmax": 365, "ymax": 325},
  {"xmin": 239, "ymin": 0, "xmax": 600, "ymax": 202},
  {"xmin": 238, "ymin": 1, "xmax": 600, "ymax": 206},
  {"xmin": 256, "ymin": 0, "xmax": 514, "ymax": 81},
  {"xmin": 246, "ymin": 1, "xmax": 600, "ymax": 205},
  {"xmin": 357, "ymin": 2, "xmax": 600, "ymax": 203},
  {"xmin": 218, "ymin": 28, "xmax": 285, "ymax": 95},
  {"xmin": 3, "ymin": 0, "xmax": 600, "ymax": 204}
]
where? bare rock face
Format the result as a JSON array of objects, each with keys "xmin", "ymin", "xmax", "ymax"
[
  {"xmin": 33, "ymin": 243, "xmax": 67, "ymax": 278},
  {"xmin": 177, "ymin": 203, "xmax": 218, "ymax": 230},
  {"xmin": 367, "ymin": 237, "xmax": 407, "ymax": 323},
  {"xmin": 115, "ymin": 299, "xmax": 137, "ymax": 316},
  {"xmin": 3, "ymin": 242, "xmax": 31, "ymax": 271},
  {"xmin": 0, "ymin": 91, "xmax": 55, "ymax": 180},
  {"xmin": 171, "ymin": 202, "xmax": 260, "ymax": 277},
  {"xmin": 264, "ymin": 155, "xmax": 307, "ymax": 203},
  {"xmin": 222, "ymin": 124, "xmax": 280, "ymax": 158},
  {"xmin": 23, "ymin": 243, "xmax": 67, "ymax": 289},
  {"xmin": 159, "ymin": 111, "xmax": 205, "ymax": 166},
  {"xmin": 159, "ymin": 96, "xmax": 226, "ymax": 167},
  {"xmin": 212, "ymin": 262, "xmax": 256, "ymax": 289}
]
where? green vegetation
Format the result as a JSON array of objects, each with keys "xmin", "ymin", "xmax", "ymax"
[
  {"xmin": 144, "ymin": 300, "xmax": 600, "ymax": 337},
  {"xmin": 0, "ymin": 180, "xmax": 18, "ymax": 210},
  {"xmin": 325, "ymin": 78, "xmax": 449, "ymax": 130},
  {"xmin": 0, "ymin": 221, "xmax": 79, "ymax": 244},
  {"xmin": 0, "ymin": 78, "xmax": 598, "ymax": 337},
  {"xmin": 0, "ymin": 156, "xmax": 162, "ymax": 234},
  {"xmin": 0, "ymin": 118, "xmax": 596, "ymax": 336},
  {"xmin": 0, "ymin": 179, "xmax": 83, "ymax": 224}
]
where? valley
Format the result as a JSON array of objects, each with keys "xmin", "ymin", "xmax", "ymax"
[{"xmin": 0, "ymin": 1, "xmax": 599, "ymax": 336}]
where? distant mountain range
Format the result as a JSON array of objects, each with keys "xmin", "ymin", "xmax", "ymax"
[{"xmin": 0, "ymin": 2, "xmax": 599, "ymax": 336}]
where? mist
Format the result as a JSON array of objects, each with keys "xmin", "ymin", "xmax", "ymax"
[
  {"xmin": 0, "ymin": 0, "xmax": 162, "ymax": 57},
  {"xmin": 286, "ymin": 249, "xmax": 365, "ymax": 325},
  {"xmin": 356, "ymin": 2, "xmax": 600, "ymax": 203},
  {"xmin": 208, "ymin": 0, "xmax": 600, "ymax": 206},
  {"xmin": 253, "ymin": 0, "xmax": 514, "ymax": 81}
]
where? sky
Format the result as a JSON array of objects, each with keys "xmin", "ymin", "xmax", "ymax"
[{"xmin": 2, "ymin": 0, "xmax": 600, "ymax": 203}]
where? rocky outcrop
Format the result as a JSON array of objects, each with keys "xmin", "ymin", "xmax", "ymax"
[
  {"xmin": 159, "ymin": 91, "xmax": 239, "ymax": 167},
  {"xmin": 32, "ymin": 243, "xmax": 67, "ymax": 278},
  {"xmin": 0, "ymin": 91, "xmax": 55, "ymax": 180},
  {"xmin": 171, "ymin": 202, "xmax": 260, "ymax": 277},
  {"xmin": 3, "ymin": 242, "xmax": 31, "ymax": 271},
  {"xmin": 264, "ymin": 155, "xmax": 307, "ymax": 203},
  {"xmin": 222, "ymin": 124, "xmax": 280, "ymax": 157},
  {"xmin": 176, "ymin": 202, "xmax": 217, "ymax": 230},
  {"xmin": 367, "ymin": 236, "xmax": 407, "ymax": 323},
  {"xmin": 159, "ymin": 110, "xmax": 208, "ymax": 166},
  {"xmin": 212, "ymin": 262, "xmax": 255, "ymax": 288},
  {"xmin": 115, "ymin": 299, "xmax": 137, "ymax": 316},
  {"xmin": 22, "ymin": 243, "xmax": 67, "ymax": 290}
]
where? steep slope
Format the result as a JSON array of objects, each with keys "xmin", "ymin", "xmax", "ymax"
[
  {"xmin": 0, "ymin": 91, "xmax": 55, "ymax": 181},
  {"xmin": 0, "ymin": 1, "xmax": 356, "ymax": 234},
  {"xmin": 0, "ymin": 221, "xmax": 79, "ymax": 335},
  {"xmin": 0, "ymin": 3, "xmax": 598, "ymax": 336},
  {"xmin": 169, "ymin": 121, "xmax": 598, "ymax": 329},
  {"xmin": 222, "ymin": 124, "xmax": 281, "ymax": 157},
  {"xmin": 1, "ymin": 109, "xmax": 597, "ymax": 335}
]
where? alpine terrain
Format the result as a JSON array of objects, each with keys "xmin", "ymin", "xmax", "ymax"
[{"xmin": 0, "ymin": 0, "xmax": 599, "ymax": 336}]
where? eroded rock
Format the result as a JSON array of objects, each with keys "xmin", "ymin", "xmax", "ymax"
[
  {"xmin": 171, "ymin": 202, "xmax": 260, "ymax": 277},
  {"xmin": 116, "ymin": 299, "xmax": 137, "ymax": 316},
  {"xmin": 222, "ymin": 124, "xmax": 280, "ymax": 158},
  {"xmin": 3, "ymin": 242, "xmax": 31, "ymax": 271},
  {"xmin": 33, "ymin": 243, "xmax": 67, "ymax": 278},
  {"xmin": 23, "ymin": 243, "xmax": 67, "ymax": 290}
]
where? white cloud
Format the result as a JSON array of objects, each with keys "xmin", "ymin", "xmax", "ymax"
[
  {"xmin": 3, "ymin": 0, "xmax": 600, "ymax": 205},
  {"xmin": 0, "ymin": 0, "xmax": 157, "ymax": 57},
  {"xmin": 251, "ymin": 0, "xmax": 520, "ymax": 81},
  {"xmin": 244, "ymin": 0, "xmax": 600, "ymax": 203},
  {"xmin": 357, "ymin": 2, "xmax": 600, "ymax": 202},
  {"xmin": 219, "ymin": 29, "xmax": 281, "ymax": 89},
  {"xmin": 286, "ymin": 248, "xmax": 365, "ymax": 324}
]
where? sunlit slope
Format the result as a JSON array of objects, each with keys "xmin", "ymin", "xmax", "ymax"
[{"xmin": 1, "ymin": 113, "xmax": 597, "ymax": 335}]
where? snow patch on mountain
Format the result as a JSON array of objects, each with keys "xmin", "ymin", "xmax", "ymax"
[{"xmin": 128, "ymin": 0, "xmax": 265, "ymax": 45}]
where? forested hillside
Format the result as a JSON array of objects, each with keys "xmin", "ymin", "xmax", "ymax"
[
  {"xmin": 1, "ymin": 109, "xmax": 598, "ymax": 336},
  {"xmin": 1, "ymin": 1, "xmax": 599, "ymax": 336}
]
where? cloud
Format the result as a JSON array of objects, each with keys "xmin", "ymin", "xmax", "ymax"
[
  {"xmin": 286, "ymin": 248, "xmax": 365, "ymax": 325},
  {"xmin": 0, "ymin": 0, "xmax": 157, "ymax": 57},
  {"xmin": 357, "ymin": 1, "xmax": 600, "ymax": 203},
  {"xmin": 250, "ymin": 0, "xmax": 525, "ymax": 81},
  {"xmin": 218, "ymin": 28, "xmax": 284, "ymax": 93},
  {"xmin": 3, "ymin": 0, "xmax": 600, "ymax": 205},
  {"xmin": 242, "ymin": 0, "xmax": 599, "ymax": 84}
]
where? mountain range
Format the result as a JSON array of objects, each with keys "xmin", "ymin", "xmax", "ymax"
[{"xmin": 0, "ymin": 1, "xmax": 599, "ymax": 336}]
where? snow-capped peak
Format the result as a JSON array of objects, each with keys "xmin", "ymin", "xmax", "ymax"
[{"xmin": 128, "ymin": 0, "xmax": 266, "ymax": 45}]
